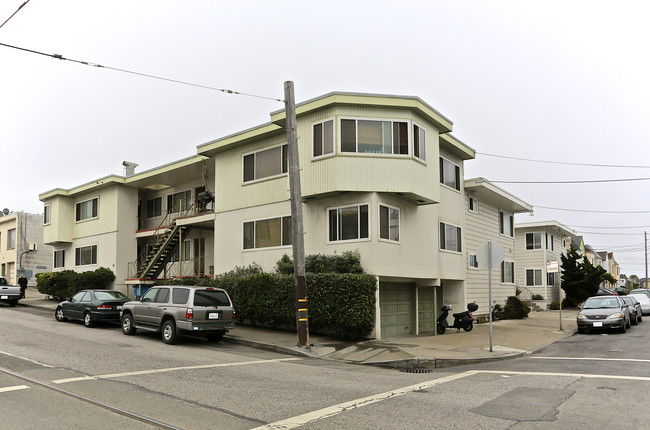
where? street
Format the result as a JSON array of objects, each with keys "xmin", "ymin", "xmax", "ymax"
[{"xmin": 1, "ymin": 305, "xmax": 649, "ymax": 429}]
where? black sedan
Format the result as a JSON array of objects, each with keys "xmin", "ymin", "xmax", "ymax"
[{"xmin": 55, "ymin": 290, "xmax": 130, "ymax": 327}]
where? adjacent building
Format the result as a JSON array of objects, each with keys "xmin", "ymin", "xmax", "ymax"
[{"xmin": 0, "ymin": 211, "xmax": 52, "ymax": 285}]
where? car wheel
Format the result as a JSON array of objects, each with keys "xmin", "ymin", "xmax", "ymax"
[
  {"xmin": 626, "ymin": 318, "xmax": 631, "ymax": 329},
  {"xmin": 619, "ymin": 323, "xmax": 627, "ymax": 334},
  {"xmin": 632, "ymin": 315, "xmax": 638, "ymax": 326},
  {"xmin": 8, "ymin": 300, "xmax": 18, "ymax": 307},
  {"xmin": 162, "ymin": 320, "xmax": 177, "ymax": 345},
  {"xmin": 638, "ymin": 314, "xmax": 642, "ymax": 323},
  {"xmin": 83, "ymin": 311, "xmax": 95, "ymax": 328},
  {"xmin": 55, "ymin": 307, "xmax": 68, "ymax": 322},
  {"xmin": 206, "ymin": 331, "xmax": 225, "ymax": 342},
  {"xmin": 577, "ymin": 328, "xmax": 585, "ymax": 334},
  {"xmin": 121, "ymin": 314, "xmax": 136, "ymax": 335}
]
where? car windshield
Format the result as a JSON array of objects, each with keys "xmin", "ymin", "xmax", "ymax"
[
  {"xmin": 94, "ymin": 291, "xmax": 128, "ymax": 300},
  {"xmin": 194, "ymin": 290, "xmax": 231, "ymax": 307},
  {"xmin": 583, "ymin": 298, "xmax": 619, "ymax": 309}
]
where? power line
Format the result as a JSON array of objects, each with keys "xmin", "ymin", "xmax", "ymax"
[
  {"xmin": 492, "ymin": 177, "xmax": 650, "ymax": 184},
  {"xmin": 568, "ymin": 224, "xmax": 650, "ymax": 229},
  {"xmin": 0, "ymin": 0, "xmax": 30, "ymax": 30},
  {"xmin": 0, "ymin": 42, "xmax": 284, "ymax": 103},
  {"xmin": 534, "ymin": 205, "xmax": 650, "ymax": 214},
  {"xmin": 477, "ymin": 152, "xmax": 650, "ymax": 169}
]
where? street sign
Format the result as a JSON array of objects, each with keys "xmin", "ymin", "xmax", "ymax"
[
  {"xmin": 476, "ymin": 241, "xmax": 504, "ymax": 269},
  {"xmin": 546, "ymin": 261, "xmax": 559, "ymax": 273}
]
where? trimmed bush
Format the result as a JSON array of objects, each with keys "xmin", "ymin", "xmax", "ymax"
[
  {"xmin": 502, "ymin": 296, "xmax": 531, "ymax": 319},
  {"xmin": 549, "ymin": 300, "xmax": 561, "ymax": 310},
  {"xmin": 492, "ymin": 304, "xmax": 503, "ymax": 320},
  {"xmin": 36, "ymin": 267, "xmax": 116, "ymax": 300},
  {"xmin": 531, "ymin": 294, "xmax": 544, "ymax": 300}
]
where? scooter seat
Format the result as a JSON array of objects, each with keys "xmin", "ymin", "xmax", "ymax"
[{"xmin": 452, "ymin": 311, "xmax": 468, "ymax": 318}]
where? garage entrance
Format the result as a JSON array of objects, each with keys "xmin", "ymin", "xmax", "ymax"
[{"xmin": 379, "ymin": 282, "xmax": 414, "ymax": 338}]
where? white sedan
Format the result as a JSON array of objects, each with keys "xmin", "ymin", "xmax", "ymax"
[{"xmin": 629, "ymin": 294, "xmax": 650, "ymax": 315}]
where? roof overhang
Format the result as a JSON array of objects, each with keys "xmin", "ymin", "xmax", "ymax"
[
  {"xmin": 440, "ymin": 133, "xmax": 475, "ymax": 161},
  {"xmin": 464, "ymin": 177, "xmax": 532, "ymax": 213},
  {"xmin": 515, "ymin": 220, "xmax": 577, "ymax": 237}
]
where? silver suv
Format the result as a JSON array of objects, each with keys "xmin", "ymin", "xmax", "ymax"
[{"xmin": 120, "ymin": 285, "xmax": 235, "ymax": 344}]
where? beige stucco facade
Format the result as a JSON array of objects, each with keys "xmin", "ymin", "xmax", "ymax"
[{"xmin": 0, "ymin": 212, "xmax": 52, "ymax": 285}]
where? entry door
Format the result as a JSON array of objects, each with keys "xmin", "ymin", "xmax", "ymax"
[
  {"xmin": 418, "ymin": 288, "xmax": 435, "ymax": 333},
  {"xmin": 194, "ymin": 238, "xmax": 205, "ymax": 276},
  {"xmin": 380, "ymin": 283, "xmax": 414, "ymax": 338}
]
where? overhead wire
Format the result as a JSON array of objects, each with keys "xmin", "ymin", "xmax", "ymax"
[
  {"xmin": 476, "ymin": 152, "xmax": 650, "ymax": 169},
  {"xmin": 0, "ymin": 0, "xmax": 30, "ymax": 30}
]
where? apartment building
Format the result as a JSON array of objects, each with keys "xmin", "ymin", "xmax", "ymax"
[{"xmin": 0, "ymin": 211, "xmax": 52, "ymax": 285}]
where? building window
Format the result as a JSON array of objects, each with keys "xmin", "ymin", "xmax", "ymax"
[
  {"xmin": 439, "ymin": 157, "xmax": 460, "ymax": 191},
  {"xmin": 44, "ymin": 205, "xmax": 51, "ymax": 225},
  {"xmin": 313, "ymin": 119, "xmax": 334, "ymax": 157},
  {"xmin": 340, "ymin": 119, "xmax": 408, "ymax": 155},
  {"xmin": 329, "ymin": 204, "xmax": 369, "ymax": 242},
  {"xmin": 469, "ymin": 197, "xmax": 478, "ymax": 214},
  {"xmin": 243, "ymin": 216, "xmax": 292, "ymax": 249},
  {"xmin": 379, "ymin": 204, "xmax": 400, "ymax": 242},
  {"xmin": 413, "ymin": 124, "xmax": 426, "ymax": 161},
  {"xmin": 469, "ymin": 254, "xmax": 479, "ymax": 269},
  {"xmin": 243, "ymin": 144, "xmax": 288, "ymax": 182},
  {"xmin": 546, "ymin": 233, "xmax": 554, "ymax": 251},
  {"xmin": 562, "ymin": 238, "xmax": 567, "ymax": 248},
  {"xmin": 54, "ymin": 250, "xmax": 65, "ymax": 268},
  {"xmin": 439, "ymin": 222, "xmax": 462, "ymax": 252},
  {"xmin": 547, "ymin": 272, "xmax": 557, "ymax": 287},
  {"xmin": 526, "ymin": 269, "xmax": 543, "ymax": 286},
  {"xmin": 499, "ymin": 211, "xmax": 513, "ymax": 237},
  {"xmin": 526, "ymin": 233, "xmax": 542, "ymax": 250},
  {"xmin": 75, "ymin": 197, "xmax": 98, "ymax": 222},
  {"xmin": 7, "ymin": 229, "xmax": 16, "ymax": 250},
  {"xmin": 146, "ymin": 197, "xmax": 162, "ymax": 218},
  {"xmin": 501, "ymin": 261, "xmax": 515, "ymax": 283},
  {"xmin": 167, "ymin": 190, "xmax": 191, "ymax": 214},
  {"xmin": 75, "ymin": 245, "xmax": 97, "ymax": 266}
]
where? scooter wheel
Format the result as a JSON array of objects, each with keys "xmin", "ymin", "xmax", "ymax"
[
  {"xmin": 463, "ymin": 322, "xmax": 473, "ymax": 332},
  {"xmin": 437, "ymin": 325, "xmax": 446, "ymax": 335}
]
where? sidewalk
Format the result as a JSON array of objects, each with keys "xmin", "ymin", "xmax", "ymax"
[{"xmin": 18, "ymin": 289, "xmax": 578, "ymax": 369}]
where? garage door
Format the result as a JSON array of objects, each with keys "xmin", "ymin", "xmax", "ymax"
[
  {"xmin": 418, "ymin": 288, "xmax": 435, "ymax": 333},
  {"xmin": 380, "ymin": 283, "xmax": 414, "ymax": 338}
]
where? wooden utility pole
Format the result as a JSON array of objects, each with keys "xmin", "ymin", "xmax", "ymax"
[
  {"xmin": 645, "ymin": 231, "xmax": 648, "ymax": 288},
  {"xmin": 284, "ymin": 81, "xmax": 309, "ymax": 348}
]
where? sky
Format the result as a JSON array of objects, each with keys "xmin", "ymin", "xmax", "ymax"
[{"xmin": 2, "ymin": 1, "xmax": 649, "ymax": 276}]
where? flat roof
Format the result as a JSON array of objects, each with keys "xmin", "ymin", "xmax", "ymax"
[{"xmin": 464, "ymin": 177, "xmax": 532, "ymax": 213}]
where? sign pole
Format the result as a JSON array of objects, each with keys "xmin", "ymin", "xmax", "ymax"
[{"xmin": 488, "ymin": 241, "xmax": 493, "ymax": 352}]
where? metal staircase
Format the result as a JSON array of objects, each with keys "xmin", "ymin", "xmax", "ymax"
[{"xmin": 135, "ymin": 222, "xmax": 192, "ymax": 279}]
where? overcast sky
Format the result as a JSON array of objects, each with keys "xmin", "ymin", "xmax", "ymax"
[{"xmin": 2, "ymin": 1, "xmax": 649, "ymax": 276}]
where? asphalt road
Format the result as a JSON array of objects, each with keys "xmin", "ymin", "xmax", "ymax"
[{"xmin": 1, "ymin": 304, "xmax": 649, "ymax": 429}]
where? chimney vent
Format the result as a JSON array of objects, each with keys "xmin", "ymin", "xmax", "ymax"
[{"xmin": 122, "ymin": 161, "xmax": 139, "ymax": 177}]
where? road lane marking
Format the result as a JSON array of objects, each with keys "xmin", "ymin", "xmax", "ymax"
[
  {"xmin": 0, "ymin": 385, "xmax": 29, "ymax": 393},
  {"xmin": 531, "ymin": 356, "xmax": 650, "ymax": 363},
  {"xmin": 0, "ymin": 350, "xmax": 53, "ymax": 367},
  {"xmin": 51, "ymin": 357, "xmax": 302, "ymax": 384},
  {"xmin": 478, "ymin": 369, "xmax": 650, "ymax": 381},
  {"xmin": 252, "ymin": 371, "xmax": 480, "ymax": 430}
]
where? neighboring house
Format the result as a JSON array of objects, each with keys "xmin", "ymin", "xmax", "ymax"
[
  {"xmin": 596, "ymin": 251, "xmax": 620, "ymax": 288},
  {"xmin": 0, "ymin": 211, "xmax": 52, "ymax": 285},
  {"xmin": 514, "ymin": 221, "xmax": 576, "ymax": 304},
  {"xmin": 463, "ymin": 177, "xmax": 533, "ymax": 316}
]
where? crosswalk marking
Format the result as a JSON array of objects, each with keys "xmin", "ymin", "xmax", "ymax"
[
  {"xmin": 531, "ymin": 356, "xmax": 650, "ymax": 363},
  {"xmin": 0, "ymin": 385, "xmax": 29, "ymax": 393}
]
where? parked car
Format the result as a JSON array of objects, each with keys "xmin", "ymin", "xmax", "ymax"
[
  {"xmin": 596, "ymin": 288, "xmax": 618, "ymax": 296},
  {"xmin": 120, "ymin": 285, "xmax": 236, "ymax": 345},
  {"xmin": 577, "ymin": 295, "xmax": 631, "ymax": 334},
  {"xmin": 629, "ymin": 293, "xmax": 650, "ymax": 315},
  {"xmin": 621, "ymin": 296, "xmax": 642, "ymax": 325},
  {"xmin": 0, "ymin": 276, "xmax": 23, "ymax": 307},
  {"xmin": 55, "ymin": 290, "xmax": 130, "ymax": 327},
  {"xmin": 630, "ymin": 289, "xmax": 650, "ymax": 300}
]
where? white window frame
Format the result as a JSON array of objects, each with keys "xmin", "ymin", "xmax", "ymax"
[
  {"xmin": 327, "ymin": 203, "xmax": 370, "ymax": 243},
  {"xmin": 312, "ymin": 118, "xmax": 335, "ymax": 159},
  {"xmin": 338, "ymin": 117, "xmax": 410, "ymax": 156},
  {"xmin": 53, "ymin": 249, "xmax": 65, "ymax": 269},
  {"xmin": 468, "ymin": 254, "xmax": 479, "ymax": 270},
  {"xmin": 378, "ymin": 203, "xmax": 400, "ymax": 243},
  {"xmin": 546, "ymin": 233, "xmax": 554, "ymax": 251},
  {"xmin": 75, "ymin": 244, "xmax": 97, "ymax": 267},
  {"xmin": 439, "ymin": 156, "xmax": 461, "ymax": 191},
  {"xmin": 499, "ymin": 210, "xmax": 513, "ymax": 237},
  {"xmin": 547, "ymin": 271, "xmax": 558, "ymax": 287},
  {"xmin": 43, "ymin": 204, "xmax": 51, "ymax": 225},
  {"xmin": 468, "ymin": 196, "xmax": 478, "ymax": 214},
  {"xmin": 412, "ymin": 122, "xmax": 426, "ymax": 162},
  {"xmin": 242, "ymin": 143, "xmax": 288, "ymax": 184},
  {"xmin": 501, "ymin": 261, "xmax": 515, "ymax": 284},
  {"xmin": 526, "ymin": 268, "xmax": 543, "ymax": 286},
  {"xmin": 146, "ymin": 196, "xmax": 163, "ymax": 219},
  {"xmin": 242, "ymin": 215, "xmax": 293, "ymax": 250},
  {"xmin": 526, "ymin": 232, "xmax": 543, "ymax": 250},
  {"xmin": 439, "ymin": 221, "xmax": 462, "ymax": 253},
  {"xmin": 75, "ymin": 196, "xmax": 99, "ymax": 222}
]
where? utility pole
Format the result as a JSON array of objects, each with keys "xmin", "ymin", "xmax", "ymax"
[
  {"xmin": 285, "ymin": 81, "xmax": 309, "ymax": 348},
  {"xmin": 645, "ymin": 231, "xmax": 648, "ymax": 289}
]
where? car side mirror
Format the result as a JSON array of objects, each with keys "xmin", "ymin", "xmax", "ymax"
[
  {"xmin": 577, "ymin": 305, "xmax": 582, "ymax": 310},
  {"xmin": 134, "ymin": 295, "xmax": 141, "ymax": 301}
]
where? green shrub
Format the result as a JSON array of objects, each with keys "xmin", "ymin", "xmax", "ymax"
[
  {"xmin": 36, "ymin": 267, "xmax": 116, "ymax": 300},
  {"xmin": 531, "ymin": 294, "xmax": 544, "ymax": 300},
  {"xmin": 492, "ymin": 304, "xmax": 503, "ymax": 320},
  {"xmin": 549, "ymin": 300, "xmax": 561, "ymax": 310},
  {"xmin": 275, "ymin": 255, "xmax": 294, "ymax": 275},
  {"xmin": 502, "ymin": 296, "xmax": 531, "ymax": 319}
]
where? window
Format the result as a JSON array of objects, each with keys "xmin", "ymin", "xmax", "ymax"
[
  {"xmin": 243, "ymin": 216, "xmax": 292, "ymax": 249},
  {"xmin": 499, "ymin": 211, "xmax": 513, "ymax": 237},
  {"xmin": 562, "ymin": 238, "xmax": 567, "ymax": 248},
  {"xmin": 43, "ymin": 205, "xmax": 50, "ymax": 225},
  {"xmin": 526, "ymin": 269, "xmax": 543, "ymax": 286},
  {"xmin": 54, "ymin": 250, "xmax": 65, "ymax": 268},
  {"xmin": 172, "ymin": 288, "xmax": 190, "ymax": 305},
  {"xmin": 75, "ymin": 245, "xmax": 97, "ymax": 266},
  {"xmin": 243, "ymin": 144, "xmax": 288, "ymax": 182},
  {"xmin": 141, "ymin": 288, "xmax": 158, "ymax": 302},
  {"xmin": 328, "ymin": 205, "xmax": 369, "ymax": 242},
  {"xmin": 146, "ymin": 197, "xmax": 162, "ymax": 218},
  {"xmin": 468, "ymin": 197, "xmax": 478, "ymax": 214},
  {"xmin": 155, "ymin": 288, "xmax": 170, "ymax": 303},
  {"xmin": 167, "ymin": 191, "xmax": 191, "ymax": 214},
  {"xmin": 379, "ymin": 204, "xmax": 400, "ymax": 242},
  {"xmin": 76, "ymin": 197, "xmax": 98, "ymax": 221},
  {"xmin": 547, "ymin": 272, "xmax": 557, "ymax": 287},
  {"xmin": 340, "ymin": 119, "xmax": 408, "ymax": 155},
  {"xmin": 313, "ymin": 119, "xmax": 334, "ymax": 157},
  {"xmin": 546, "ymin": 233, "xmax": 554, "ymax": 251},
  {"xmin": 501, "ymin": 261, "xmax": 515, "ymax": 283},
  {"xmin": 439, "ymin": 222, "xmax": 462, "ymax": 252},
  {"xmin": 439, "ymin": 157, "xmax": 460, "ymax": 191},
  {"xmin": 413, "ymin": 124, "xmax": 426, "ymax": 161},
  {"xmin": 7, "ymin": 229, "xmax": 16, "ymax": 250},
  {"xmin": 469, "ymin": 254, "xmax": 479, "ymax": 269},
  {"xmin": 526, "ymin": 233, "xmax": 542, "ymax": 250}
]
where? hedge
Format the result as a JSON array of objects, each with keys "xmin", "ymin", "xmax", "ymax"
[{"xmin": 36, "ymin": 267, "xmax": 116, "ymax": 300}]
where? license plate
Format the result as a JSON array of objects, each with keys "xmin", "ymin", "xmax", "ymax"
[
  {"xmin": 116, "ymin": 306, "xmax": 122, "ymax": 310},
  {"xmin": 593, "ymin": 322, "xmax": 603, "ymax": 327},
  {"xmin": 208, "ymin": 312, "xmax": 220, "ymax": 320},
  {"xmin": 1, "ymin": 295, "xmax": 7, "ymax": 299}
]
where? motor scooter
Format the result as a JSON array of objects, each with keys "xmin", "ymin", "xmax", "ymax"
[{"xmin": 436, "ymin": 302, "xmax": 478, "ymax": 334}]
